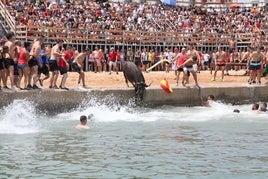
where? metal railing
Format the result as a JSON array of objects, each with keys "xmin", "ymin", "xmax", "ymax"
[
  {"xmin": 0, "ymin": 0, "xmax": 15, "ymax": 33},
  {"xmin": 13, "ymin": 25, "xmax": 263, "ymax": 53}
]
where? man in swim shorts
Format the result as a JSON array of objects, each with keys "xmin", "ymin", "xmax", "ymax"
[
  {"xmin": 29, "ymin": 36, "xmax": 44, "ymax": 89},
  {"xmin": 108, "ymin": 47, "xmax": 118, "ymax": 74},
  {"xmin": 49, "ymin": 39, "xmax": 64, "ymax": 89},
  {"xmin": 76, "ymin": 115, "xmax": 90, "ymax": 129},
  {"xmin": 4, "ymin": 32, "xmax": 17, "ymax": 90},
  {"xmin": 212, "ymin": 46, "xmax": 226, "ymax": 82},
  {"xmin": 72, "ymin": 48, "xmax": 90, "ymax": 88},
  {"xmin": 177, "ymin": 55, "xmax": 199, "ymax": 87},
  {"xmin": 248, "ymin": 47, "xmax": 263, "ymax": 85}
]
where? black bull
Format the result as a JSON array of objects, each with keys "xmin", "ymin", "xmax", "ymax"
[{"xmin": 122, "ymin": 61, "xmax": 151, "ymax": 101}]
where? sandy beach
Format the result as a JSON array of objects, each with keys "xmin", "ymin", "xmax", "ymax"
[{"xmin": 38, "ymin": 69, "xmax": 259, "ymax": 90}]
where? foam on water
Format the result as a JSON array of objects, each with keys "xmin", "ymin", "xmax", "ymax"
[
  {"xmin": 57, "ymin": 98, "xmax": 268, "ymax": 123},
  {"xmin": 1, "ymin": 98, "xmax": 267, "ymax": 134},
  {"xmin": 0, "ymin": 100, "xmax": 41, "ymax": 134}
]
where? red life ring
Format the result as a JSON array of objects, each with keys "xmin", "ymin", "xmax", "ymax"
[{"xmin": 160, "ymin": 79, "xmax": 173, "ymax": 94}]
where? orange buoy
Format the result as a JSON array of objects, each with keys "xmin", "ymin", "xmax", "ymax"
[{"xmin": 160, "ymin": 79, "xmax": 173, "ymax": 94}]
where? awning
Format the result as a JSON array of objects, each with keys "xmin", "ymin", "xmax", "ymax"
[
  {"xmin": 229, "ymin": 3, "xmax": 240, "ymax": 8},
  {"xmin": 161, "ymin": 0, "xmax": 176, "ymax": 6}
]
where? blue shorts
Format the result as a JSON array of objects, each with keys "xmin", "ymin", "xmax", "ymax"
[
  {"xmin": 249, "ymin": 61, "xmax": 261, "ymax": 70},
  {"xmin": 18, "ymin": 63, "xmax": 28, "ymax": 69}
]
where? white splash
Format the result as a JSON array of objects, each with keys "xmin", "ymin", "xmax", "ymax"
[{"xmin": 0, "ymin": 100, "xmax": 41, "ymax": 134}]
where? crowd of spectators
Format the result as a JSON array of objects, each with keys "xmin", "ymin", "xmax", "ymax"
[{"xmin": 3, "ymin": 0, "xmax": 268, "ymax": 35}]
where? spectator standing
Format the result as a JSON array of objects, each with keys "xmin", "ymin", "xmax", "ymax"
[
  {"xmin": 248, "ymin": 47, "xmax": 263, "ymax": 85},
  {"xmin": 153, "ymin": 49, "xmax": 161, "ymax": 71},
  {"xmin": 92, "ymin": 46, "xmax": 101, "ymax": 73},
  {"xmin": 172, "ymin": 48, "xmax": 187, "ymax": 86},
  {"xmin": 147, "ymin": 49, "xmax": 154, "ymax": 70},
  {"xmin": 0, "ymin": 41, "xmax": 6, "ymax": 90},
  {"xmin": 38, "ymin": 45, "xmax": 50, "ymax": 87},
  {"xmin": 58, "ymin": 49, "xmax": 69, "ymax": 90},
  {"xmin": 108, "ymin": 47, "xmax": 117, "ymax": 75},
  {"xmin": 178, "ymin": 56, "xmax": 199, "ymax": 87},
  {"xmin": 102, "ymin": 48, "xmax": 108, "ymax": 72},
  {"xmin": 29, "ymin": 36, "xmax": 44, "ymax": 89},
  {"xmin": 126, "ymin": 48, "xmax": 133, "ymax": 62},
  {"xmin": 72, "ymin": 48, "xmax": 90, "ymax": 88},
  {"xmin": 134, "ymin": 48, "xmax": 141, "ymax": 69},
  {"xmin": 17, "ymin": 42, "xmax": 31, "ymax": 90},
  {"xmin": 202, "ymin": 52, "xmax": 210, "ymax": 71},
  {"xmin": 49, "ymin": 39, "xmax": 64, "ymax": 89},
  {"xmin": 63, "ymin": 45, "xmax": 74, "ymax": 72},
  {"xmin": 98, "ymin": 48, "xmax": 105, "ymax": 72},
  {"xmin": 211, "ymin": 46, "xmax": 227, "ymax": 82},
  {"xmin": 4, "ymin": 32, "xmax": 17, "ymax": 90},
  {"xmin": 14, "ymin": 40, "xmax": 21, "ymax": 89},
  {"xmin": 118, "ymin": 48, "xmax": 125, "ymax": 71},
  {"xmin": 141, "ymin": 48, "xmax": 149, "ymax": 72}
]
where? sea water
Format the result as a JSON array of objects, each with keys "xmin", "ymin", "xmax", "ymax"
[{"xmin": 0, "ymin": 99, "xmax": 268, "ymax": 178}]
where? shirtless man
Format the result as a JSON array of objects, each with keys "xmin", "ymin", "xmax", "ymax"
[
  {"xmin": 187, "ymin": 45, "xmax": 200, "ymax": 70},
  {"xmin": 201, "ymin": 95, "xmax": 215, "ymax": 106},
  {"xmin": 72, "ymin": 48, "xmax": 90, "ymax": 88},
  {"xmin": 178, "ymin": 55, "xmax": 199, "ymax": 87},
  {"xmin": 75, "ymin": 115, "xmax": 90, "ymax": 129},
  {"xmin": 212, "ymin": 46, "xmax": 226, "ymax": 82},
  {"xmin": 38, "ymin": 44, "xmax": 51, "ymax": 86},
  {"xmin": 58, "ymin": 47, "xmax": 69, "ymax": 90},
  {"xmin": 229, "ymin": 36, "xmax": 236, "ymax": 58},
  {"xmin": 49, "ymin": 40, "xmax": 64, "ymax": 89},
  {"xmin": 241, "ymin": 47, "xmax": 252, "ymax": 76},
  {"xmin": 0, "ymin": 40, "xmax": 6, "ymax": 90},
  {"xmin": 29, "ymin": 36, "xmax": 44, "ymax": 89},
  {"xmin": 263, "ymin": 47, "xmax": 268, "ymax": 84},
  {"xmin": 4, "ymin": 32, "xmax": 17, "ymax": 90},
  {"xmin": 92, "ymin": 46, "xmax": 101, "ymax": 73},
  {"xmin": 248, "ymin": 47, "xmax": 263, "ymax": 85}
]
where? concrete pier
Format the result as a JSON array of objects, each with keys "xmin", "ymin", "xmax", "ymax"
[{"xmin": 0, "ymin": 85, "xmax": 267, "ymax": 113}]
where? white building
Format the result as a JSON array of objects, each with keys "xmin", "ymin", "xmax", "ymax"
[{"xmin": 235, "ymin": 0, "xmax": 267, "ymax": 7}]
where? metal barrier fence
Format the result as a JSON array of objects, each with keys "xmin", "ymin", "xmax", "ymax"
[{"xmin": 14, "ymin": 25, "xmax": 263, "ymax": 53}]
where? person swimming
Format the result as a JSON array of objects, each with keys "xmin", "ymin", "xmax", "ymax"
[
  {"xmin": 76, "ymin": 115, "xmax": 90, "ymax": 129},
  {"xmin": 233, "ymin": 109, "xmax": 240, "ymax": 113},
  {"xmin": 252, "ymin": 103, "xmax": 260, "ymax": 114},
  {"xmin": 201, "ymin": 95, "xmax": 215, "ymax": 106},
  {"xmin": 88, "ymin": 113, "xmax": 94, "ymax": 121},
  {"xmin": 259, "ymin": 102, "xmax": 267, "ymax": 112}
]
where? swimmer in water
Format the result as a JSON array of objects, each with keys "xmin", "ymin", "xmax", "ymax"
[
  {"xmin": 201, "ymin": 95, "xmax": 215, "ymax": 106},
  {"xmin": 233, "ymin": 109, "xmax": 240, "ymax": 113},
  {"xmin": 252, "ymin": 103, "xmax": 260, "ymax": 114},
  {"xmin": 76, "ymin": 115, "xmax": 90, "ymax": 129},
  {"xmin": 259, "ymin": 102, "xmax": 267, "ymax": 112}
]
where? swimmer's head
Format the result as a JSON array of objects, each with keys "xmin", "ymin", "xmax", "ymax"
[
  {"xmin": 80, "ymin": 115, "xmax": 87, "ymax": 125},
  {"xmin": 208, "ymin": 95, "xmax": 215, "ymax": 100},
  {"xmin": 88, "ymin": 114, "xmax": 94, "ymax": 120},
  {"xmin": 233, "ymin": 109, "xmax": 240, "ymax": 113},
  {"xmin": 259, "ymin": 102, "xmax": 267, "ymax": 112},
  {"xmin": 252, "ymin": 103, "xmax": 259, "ymax": 110}
]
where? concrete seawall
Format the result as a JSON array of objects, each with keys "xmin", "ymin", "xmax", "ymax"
[{"xmin": 0, "ymin": 85, "xmax": 267, "ymax": 113}]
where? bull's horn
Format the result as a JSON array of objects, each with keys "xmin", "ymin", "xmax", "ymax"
[{"xmin": 145, "ymin": 81, "xmax": 153, "ymax": 87}]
